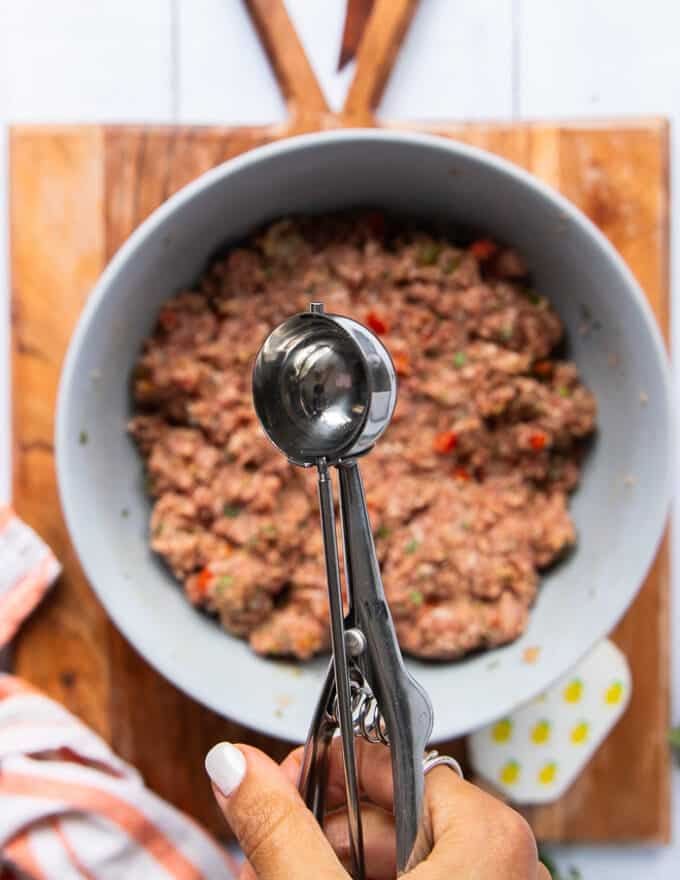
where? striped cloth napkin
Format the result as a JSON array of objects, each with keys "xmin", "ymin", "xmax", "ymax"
[{"xmin": 0, "ymin": 506, "xmax": 238, "ymax": 879}]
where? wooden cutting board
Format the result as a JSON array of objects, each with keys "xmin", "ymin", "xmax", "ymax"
[{"xmin": 10, "ymin": 0, "xmax": 670, "ymax": 843}]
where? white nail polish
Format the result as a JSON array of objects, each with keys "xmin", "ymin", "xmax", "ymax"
[{"xmin": 205, "ymin": 742, "xmax": 246, "ymax": 796}]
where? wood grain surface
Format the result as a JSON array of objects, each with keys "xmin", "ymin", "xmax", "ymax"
[{"xmin": 9, "ymin": 0, "xmax": 670, "ymax": 844}]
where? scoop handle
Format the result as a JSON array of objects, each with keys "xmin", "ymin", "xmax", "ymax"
[
  {"xmin": 297, "ymin": 660, "xmax": 335, "ymax": 822},
  {"xmin": 338, "ymin": 459, "xmax": 434, "ymax": 875},
  {"xmin": 313, "ymin": 461, "xmax": 365, "ymax": 880}
]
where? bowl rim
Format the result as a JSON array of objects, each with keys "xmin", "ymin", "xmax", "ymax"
[{"xmin": 55, "ymin": 128, "xmax": 672, "ymax": 741}]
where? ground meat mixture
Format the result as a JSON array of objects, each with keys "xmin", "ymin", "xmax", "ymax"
[{"xmin": 129, "ymin": 212, "xmax": 597, "ymax": 661}]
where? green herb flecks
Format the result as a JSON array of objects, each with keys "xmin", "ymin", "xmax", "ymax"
[
  {"xmin": 223, "ymin": 504, "xmax": 241, "ymax": 518},
  {"xmin": 527, "ymin": 290, "xmax": 541, "ymax": 305},
  {"xmin": 409, "ymin": 590, "xmax": 424, "ymax": 606},
  {"xmin": 670, "ymin": 725, "xmax": 680, "ymax": 765},
  {"xmin": 558, "ymin": 386, "xmax": 572, "ymax": 398},
  {"xmin": 405, "ymin": 539, "xmax": 419, "ymax": 555},
  {"xmin": 443, "ymin": 254, "xmax": 462, "ymax": 274},
  {"xmin": 152, "ymin": 522, "xmax": 164, "ymax": 538},
  {"xmin": 79, "ymin": 430, "xmax": 89, "ymax": 445},
  {"xmin": 419, "ymin": 242, "xmax": 441, "ymax": 266},
  {"xmin": 453, "ymin": 351, "xmax": 467, "ymax": 369},
  {"xmin": 537, "ymin": 847, "xmax": 582, "ymax": 880},
  {"xmin": 215, "ymin": 575, "xmax": 234, "ymax": 596},
  {"xmin": 121, "ymin": 508, "xmax": 130, "ymax": 519},
  {"xmin": 375, "ymin": 524, "xmax": 391, "ymax": 540},
  {"xmin": 500, "ymin": 326, "xmax": 513, "ymax": 341},
  {"xmin": 538, "ymin": 846, "xmax": 559, "ymax": 880},
  {"xmin": 537, "ymin": 848, "xmax": 559, "ymax": 878}
]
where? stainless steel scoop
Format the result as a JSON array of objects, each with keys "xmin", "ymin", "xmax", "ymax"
[{"xmin": 253, "ymin": 302, "xmax": 434, "ymax": 879}]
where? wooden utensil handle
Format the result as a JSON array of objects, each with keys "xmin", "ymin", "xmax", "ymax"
[
  {"xmin": 244, "ymin": 0, "xmax": 420, "ymax": 126},
  {"xmin": 245, "ymin": 0, "xmax": 329, "ymax": 123},
  {"xmin": 343, "ymin": 0, "xmax": 420, "ymax": 123}
]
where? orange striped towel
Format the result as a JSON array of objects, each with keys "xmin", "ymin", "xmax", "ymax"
[
  {"xmin": 0, "ymin": 506, "xmax": 61, "ymax": 647},
  {"xmin": 0, "ymin": 506, "xmax": 238, "ymax": 879}
]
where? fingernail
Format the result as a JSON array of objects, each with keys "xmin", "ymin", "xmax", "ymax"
[{"xmin": 205, "ymin": 742, "xmax": 246, "ymax": 796}]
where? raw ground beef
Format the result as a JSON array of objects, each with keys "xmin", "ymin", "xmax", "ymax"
[{"xmin": 129, "ymin": 212, "xmax": 597, "ymax": 661}]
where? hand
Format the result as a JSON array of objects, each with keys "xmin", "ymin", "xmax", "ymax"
[{"xmin": 205, "ymin": 738, "xmax": 550, "ymax": 879}]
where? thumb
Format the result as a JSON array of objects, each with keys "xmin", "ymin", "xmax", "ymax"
[{"xmin": 205, "ymin": 742, "xmax": 346, "ymax": 880}]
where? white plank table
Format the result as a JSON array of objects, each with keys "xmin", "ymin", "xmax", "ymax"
[{"xmin": 0, "ymin": 1, "xmax": 677, "ymax": 876}]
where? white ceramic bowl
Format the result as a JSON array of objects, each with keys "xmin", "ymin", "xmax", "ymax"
[{"xmin": 56, "ymin": 130, "xmax": 671, "ymax": 742}]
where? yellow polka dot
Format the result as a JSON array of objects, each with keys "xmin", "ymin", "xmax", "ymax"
[
  {"xmin": 499, "ymin": 760, "xmax": 520, "ymax": 785},
  {"xmin": 538, "ymin": 762, "xmax": 557, "ymax": 785},
  {"xmin": 563, "ymin": 678, "xmax": 583, "ymax": 703},
  {"xmin": 491, "ymin": 718, "xmax": 513, "ymax": 743},
  {"xmin": 570, "ymin": 721, "xmax": 589, "ymax": 744},
  {"xmin": 531, "ymin": 720, "xmax": 551, "ymax": 744},
  {"xmin": 605, "ymin": 681, "xmax": 624, "ymax": 705}
]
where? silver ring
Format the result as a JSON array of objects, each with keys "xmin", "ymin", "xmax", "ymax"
[{"xmin": 423, "ymin": 749, "xmax": 464, "ymax": 779}]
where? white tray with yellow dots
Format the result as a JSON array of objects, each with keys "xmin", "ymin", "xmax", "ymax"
[{"xmin": 468, "ymin": 640, "xmax": 631, "ymax": 804}]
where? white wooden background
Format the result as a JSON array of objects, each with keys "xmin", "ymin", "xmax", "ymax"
[{"xmin": 0, "ymin": 1, "xmax": 678, "ymax": 876}]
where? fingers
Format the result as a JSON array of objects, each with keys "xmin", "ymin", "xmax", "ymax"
[
  {"xmin": 238, "ymin": 863, "xmax": 256, "ymax": 880},
  {"xmin": 280, "ymin": 739, "xmax": 395, "ymax": 813},
  {"xmin": 409, "ymin": 766, "xmax": 543, "ymax": 879},
  {"xmin": 325, "ymin": 803, "xmax": 396, "ymax": 880},
  {"xmin": 279, "ymin": 742, "xmax": 543, "ymax": 878},
  {"xmin": 279, "ymin": 745, "xmax": 304, "ymax": 786},
  {"xmin": 280, "ymin": 744, "xmax": 396, "ymax": 878},
  {"xmin": 205, "ymin": 742, "xmax": 346, "ymax": 880},
  {"xmin": 349, "ymin": 739, "xmax": 394, "ymax": 811}
]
